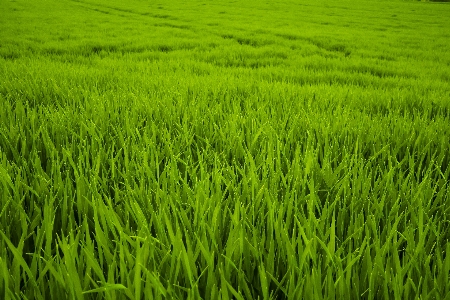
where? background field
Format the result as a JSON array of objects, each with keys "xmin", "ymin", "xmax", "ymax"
[{"xmin": 1, "ymin": 0, "xmax": 450, "ymax": 299}]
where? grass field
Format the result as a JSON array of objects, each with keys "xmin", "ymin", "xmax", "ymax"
[{"xmin": 1, "ymin": 0, "xmax": 450, "ymax": 298}]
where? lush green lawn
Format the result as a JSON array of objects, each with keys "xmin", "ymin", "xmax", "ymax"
[{"xmin": 1, "ymin": 0, "xmax": 450, "ymax": 298}]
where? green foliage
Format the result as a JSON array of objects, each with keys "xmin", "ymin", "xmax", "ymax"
[{"xmin": 1, "ymin": 0, "xmax": 450, "ymax": 299}]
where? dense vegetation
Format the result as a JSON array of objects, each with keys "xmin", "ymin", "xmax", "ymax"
[{"xmin": 1, "ymin": 0, "xmax": 450, "ymax": 298}]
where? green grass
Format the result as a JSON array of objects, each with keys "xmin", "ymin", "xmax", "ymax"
[{"xmin": 1, "ymin": 0, "xmax": 450, "ymax": 298}]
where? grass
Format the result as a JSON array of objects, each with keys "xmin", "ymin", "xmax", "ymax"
[{"xmin": 0, "ymin": 0, "xmax": 450, "ymax": 298}]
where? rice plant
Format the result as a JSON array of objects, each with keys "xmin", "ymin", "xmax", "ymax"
[{"xmin": 1, "ymin": 0, "xmax": 450, "ymax": 299}]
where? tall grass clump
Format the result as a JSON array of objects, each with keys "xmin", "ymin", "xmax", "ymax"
[{"xmin": 1, "ymin": 0, "xmax": 450, "ymax": 298}]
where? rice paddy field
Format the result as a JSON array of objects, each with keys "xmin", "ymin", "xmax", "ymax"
[{"xmin": 1, "ymin": 0, "xmax": 450, "ymax": 298}]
